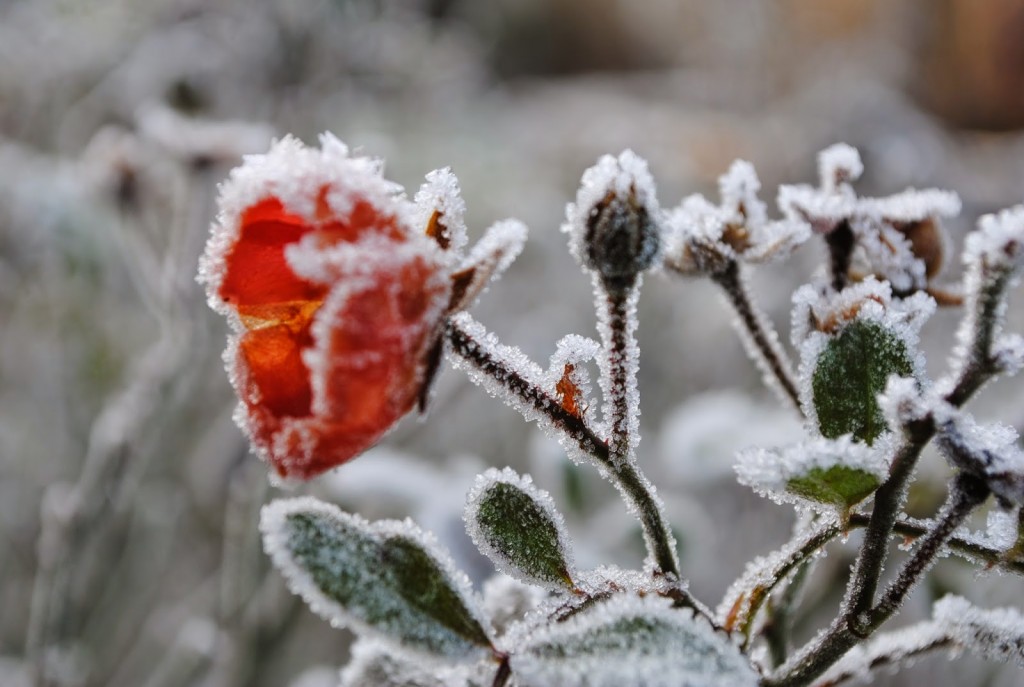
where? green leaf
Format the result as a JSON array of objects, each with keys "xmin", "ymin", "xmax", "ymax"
[
  {"xmin": 511, "ymin": 596, "xmax": 758, "ymax": 687},
  {"xmin": 465, "ymin": 468, "xmax": 576, "ymax": 591},
  {"xmin": 261, "ymin": 497, "xmax": 493, "ymax": 661},
  {"xmin": 812, "ymin": 319, "xmax": 914, "ymax": 444},
  {"xmin": 786, "ymin": 465, "xmax": 881, "ymax": 515}
]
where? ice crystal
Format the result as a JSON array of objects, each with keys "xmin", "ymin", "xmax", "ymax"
[
  {"xmin": 511, "ymin": 595, "xmax": 758, "ymax": 687},
  {"xmin": 413, "ymin": 167, "xmax": 469, "ymax": 258},
  {"xmin": 663, "ymin": 160, "xmax": 809, "ymax": 275},
  {"xmin": 464, "ymin": 467, "xmax": 577, "ymax": 592},
  {"xmin": 816, "ymin": 620, "xmax": 954, "ymax": 687},
  {"xmin": 937, "ymin": 413, "xmax": 1024, "ymax": 508},
  {"xmin": 736, "ymin": 436, "xmax": 887, "ymax": 513},
  {"xmin": 260, "ymin": 497, "xmax": 493, "ymax": 662},
  {"xmin": 934, "ymin": 596, "xmax": 1024, "ymax": 667}
]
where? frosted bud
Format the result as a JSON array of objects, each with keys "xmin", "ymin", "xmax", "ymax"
[{"xmin": 564, "ymin": 151, "xmax": 662, "ymax": 293}]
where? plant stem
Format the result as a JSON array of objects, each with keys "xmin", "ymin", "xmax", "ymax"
[
  {"xmin": 713, "ymin": 261, "xmax": 803, "ymax": 415},
  {"xmin": 445, "ymin": 317, "xmax": 682, "ymax": 582},
  {"xmin": 763, "ymin": 473, "xmax": 990, "ymax": 687},
  {"xmin": 825, "ymin": 220, "xmax": 854, "ymax": 292}
]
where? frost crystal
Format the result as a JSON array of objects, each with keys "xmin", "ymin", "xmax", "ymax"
[
  {"xmin": 339, "ymin": 638, "xmax": 471, "ymax": 687},
  {"xmin": 260, "ymin": 497, "xmax": 493, "ymax": 662},
  {"xmin": 663, "ymin": 160, "xmax": 809, "ymax": 275},
  {"xmin": 937, "ymin": 413, "xmax": 1024, "ymax": 507},
  {"xmin": 792, "ymin": 277, "xmax": 933, "ymax": 432},
  {"xmin": 735, "ymin": 436, "xmax": 888, "ymax": 512},
  {"xmin": 511, "ymin": 595, "xmax": 757, "ymax": 687},
  {"xmin": 464, "ymin": 467, "xmax": 577, "ymax": 591},
  {"xmin": 934, "ymin": 596, "xmax": 1024, "ymax": 666},
  {"xmin": 816, "ymin": 620, "xmax": 954, "ymax": 687},
  {"xmin": 413, "ymin": 167, "xmax": 469, "ymax": 257},
  {"xmin": 562, "ymin": 150, "xmax": 662, "ymax": 288}
]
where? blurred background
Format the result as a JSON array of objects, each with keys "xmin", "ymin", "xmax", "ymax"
[{"xmin": 4, "ymin": 1, "xmax": 1024, "ymax": 685}]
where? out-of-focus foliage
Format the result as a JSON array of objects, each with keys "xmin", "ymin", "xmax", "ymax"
[{"xmin": 4, "ymin": 1, "xmax": 1024, "ymax": 686}]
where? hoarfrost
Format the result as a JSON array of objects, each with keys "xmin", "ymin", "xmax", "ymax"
[
  {"xmin": 934, "ymin": 595, "xmax": 1024, "ymax": 667},
  {"xmin": 413, "ymin": 167, "xmax": 469, "ymax": 258},
  {"xmin": 561, "ymin": 150, "xmax": 660, "ymax": 271},
  {"xmin": 339, "ymin": 638, "xmax": 471, "ymax": 687},
  {"xmin": 735, "ymin": 436, "xmax": 887, "ymax": 511},
  {"xmin": 792, "ymin": 277, "xmax": 934, "ymax": 429},
  {"xmin": 464, "ymin": 467, "xmax": 577, "ymax": 591},
  {"xmin": 815, "ymin": 619, "xmax": 954, "ymax": 687},
  {"xmin": 448, "ymin": 219, "xmax": 529, "ymax": 313},
  {"xmin": 511, "ymin": 595, "xmax": 758, "ymax": 687},
  {"xmin": 818, "ymin": 143, "xmax": 863, "ymax": 192},
  {"xmin": 198, "ymin": 133, "xmax": 411, "ymax": 315},
  {"xmin": 481, "ymin": 574, "xmax": 545, "ymax": 638},
  {"xmin": 936, "ymin": 413, "xmax": 1024, "ymax": 507},
  {"xmin": 260, "ymin": 497, "xmax": 493, "ymax": 662},
  {"xmin": 663, "ymin": 160, "xmax": 809, "ymax": 275}
]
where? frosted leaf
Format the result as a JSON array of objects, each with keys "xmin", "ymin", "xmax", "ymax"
[
  {"xmin": 736, "ymin": 436, "xmax": 887, "ymax": 516},
  {"xmin": 816, "ymin": 620, "xmax": 954, "ymax": 687},
  {"xmin": 982, "ymin": 509, "xmax": 1020, "ymax": 551},
  {"xmin": 934, "ymin": 595, "xmax": 1024, "ymax": 666},
  {"xmin": 448, "ymin": 219, "xmax": 528, "ymax": 313},
  {"xmin": 562, "ymin": 150, "xmax": 662, "ymax": 289},
  {"xmin": 936, "ymin": 413, "xmax": 1024, "ymax": 507},
  {"xmin": 464, "ymin": 467, "xmax": 577, "ymax": 592},
  {"xmin": 511, "ymin": 595, "xmax": 758, "ymax": 687},
  {"xmin": 481, "ymin": 574, "xmax": 545, "ymax": 638},
  {"xmin": 260, "ymin": 497, "xmax": 493, "ymax": 661},
  {"xmin": 662, "ymin": 161, "xmax": 809, "ymax": 275},
  {"xmin": 793, "ymin": 278, "xmax": 933, "ymax": 440},
  {"xmin": 857, "ymin": 188, "xmax": 961, "ymax": 223},
  {"xmin": 339, "ymin": 638, "xmax": 471, "ymax": 687},
  {"xmin": 413, "ymin": 167, "xmax": 468, "ymax": 257},
  {"xmin": 877, "ymin": 375, "xmax": 952, "ymax": 432}
]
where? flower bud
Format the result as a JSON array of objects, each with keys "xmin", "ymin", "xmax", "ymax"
[{"xmin": 564, "ymin": 151, "xmax": 662, "ymax": 294}]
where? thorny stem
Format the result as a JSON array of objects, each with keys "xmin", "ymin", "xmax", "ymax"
[
  {"xmin": 945, "ymin": 266, "xmax": 1011, "ymax": 407},
  {"xmin": 713, "ymin": 261, "xmax": 803, "ymax": 415},
  {"xmin": 763, "ymin": 473, "xmax": 990, "ymax": 687},
  {"xmin": 445, "ymin": 318, "xmax": 687, "ymax": 588}
]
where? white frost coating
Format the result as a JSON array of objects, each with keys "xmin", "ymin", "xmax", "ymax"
[
  {"xmin": 851, "ymin": 217, "xmax": 926, "ymax": 293},
  {"xmin": 792, "ymin": 278, "xmax": 935, "ymax": 428},
  {"xmin": 481, "ymin": 574, "xmax": 545, "ymax": 638},
  {"xmin": 992, "ymin": 332, "xmax": 1024, "ymax": 377},
  {"xmin": 197, "ymin": 132, "xmax": 412, "ymax": 316},
  {"xmin": 818, "ymin": 143, "xmax": 863, "ymax": 192},
  {"xmin": 857, "ymin": 188, "xmax": 961, "ymax": 222},
  {"xmin": 339, "ymin": 638, "xmax": 471, "ymax": 687},
  {"xmin": 413, "ymin": 167, "xmax": 469, "ymax": 258},
  {"xmin": 815, "ymin": 620, "xmax": 955, "ymax": 687},
  {"xmin": 260, "ymin": 497, "xmax": 493, "ymax": 662},
  {"xmin": 449, "ymin": 219, "xmax": 529, "ymax": 313},
  {"xmin": 940, "ymin": 205, "xmax": 1024, "ymax": 396},
  {"xmin": 592, "ymin": 273, "xmax": 642, "ymax": 465},
  {"xmin": 878, "ymin": 375, "xmax": 952, "ymax": 431},
  {"xmin": 934, "ymin": 595, "xmax": 1024, "ymax": 666},
  {"xmin": 735, "ymin": 436, "xmax": 888, "ymax": 510},
  {"xmin": 511, "ymin": 595, "xmax": 758, "ymax": 687},
  {"xmin": 981, "ymin": 509, "xmax": 1020, "ymax": 551},
  {"xmin": 938, "ymin": 412, "xmax": 1024, "ymax": 507},
  {"xmin": 446, "ymin": 312, "xmax": 599, "ymax": 469},
  {"xmin": 663, "ymin": 161, "xmax": 810, "ymax": 274},
  {"xmin": 546, "ymin": 335, "xmax": 600, "ymax": 421},
  {"xmin": 463, "ymin": 467, "xmax": 577, "ymax": 591},
  {"xmin": 561, "ymin": 150, "xmax": 660, "ymax": 268},
  {"xmin": 715, "ymin": 515, "xmax": 837, "ymax": 628}
]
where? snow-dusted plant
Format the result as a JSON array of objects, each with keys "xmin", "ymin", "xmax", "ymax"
[{"xmin": 199, "ymin": 138, "xmax": 1024, "ymax": 686}]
